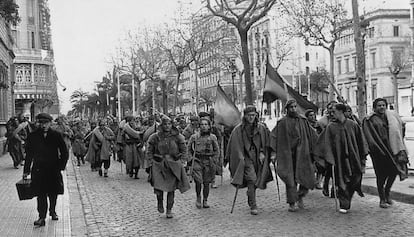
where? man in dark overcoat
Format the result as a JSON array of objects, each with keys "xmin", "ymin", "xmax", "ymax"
[{"xmin": 23, "ymin": 113, "xmax": 69, "ymax": 226}]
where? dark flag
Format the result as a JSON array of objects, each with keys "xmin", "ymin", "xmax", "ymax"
[
  {"xmin": 263, "ymin": 62, "xmax": 318, "ymax": 112},
  {"xmin": 214, "ymin": 84, "xmax": 241, "ymax": 128}
]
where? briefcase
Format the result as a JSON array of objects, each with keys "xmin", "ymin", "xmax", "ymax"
[{"xmin": 16, "ymin": 179, "xmax": 35, "ymax": 201}]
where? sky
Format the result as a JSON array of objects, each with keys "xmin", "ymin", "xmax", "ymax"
[
  {"xmin": 49, "ymin": 0, "xmax": 201, "ymax": 114},
  {"xmin": 49, "ymin": 0, "xmax": 410, "ymax": 114}
]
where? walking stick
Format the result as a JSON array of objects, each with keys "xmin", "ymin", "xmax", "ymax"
[
  {"xmin": 220, "ymin": 136, "xmax": 224, "ymax": 186},
  {"xmin": 331, "ymin": 164, "xmax": 338, "ymax": 211},
  {"xmin": 230, "ymin": 185, "xmax": 239, "ymax": 214},
  {"xmin": 189, "ymin": 143, "xmax": 196, "ymax": 183},
  {"xmin": 272, "ymin": 161, "xmax": 281, "ymax": 202}
]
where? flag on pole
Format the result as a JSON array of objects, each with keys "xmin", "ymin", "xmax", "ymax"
[
  {"xmin": 214, "ymin": 84, "xmax": 241, "ymax": 128},
  {"xmin": 263, "ymin": 62, "xmax": 318, "ymax": 112}
]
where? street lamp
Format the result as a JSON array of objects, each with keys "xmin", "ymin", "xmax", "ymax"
[{"xmin": 229, "ymin": 60, "xmax": 237, "ymax": 103}]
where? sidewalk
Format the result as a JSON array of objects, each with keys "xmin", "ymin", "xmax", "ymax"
[
  {"xmin": 362, "ymin": 167, "xmax": 414, "ymax": 204},
  {"xmin": 0, "ymin": 153, "xmax": 83, "ymax": 237}
]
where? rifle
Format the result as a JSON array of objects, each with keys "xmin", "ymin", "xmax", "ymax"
[{"xmin": 188, "ymin": 143, "xmax": 196, "ymax": 183}]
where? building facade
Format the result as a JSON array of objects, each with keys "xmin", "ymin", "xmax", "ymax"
[
  {"xmin": 180, "ymin": 11, "xmax": 241, "ymax": 113},
  {"xmin": 249, "ymin": 8, "xmax": 329, "ymax": 114},
  {"xmin": 11, "ymin": 0, "xmax": 59, "ymax": 121},
  {"xmin": 0, "ymin": 15, "xmax": 15, "ymax": 154},
  {"xmin": 335, "ymin": 9, "xmax": 411, "ymax": 115}
]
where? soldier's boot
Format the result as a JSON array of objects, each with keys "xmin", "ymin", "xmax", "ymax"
[
  {"xmin": 384, "ymin": 188, "xmax": 393, "ymax": 206},
  {"xmin": 77, "ymin": 157, "xmax": 81, "ymax": 167},
  {"xmin": 378, "ymin": 186, "xmax": 389, "ymax": 208},
  {"xmin": 166, "ymin": 191, "xmax": 174, "ymax": 218},
  {"xmin": 134, "ymin": 168, "xmax": 139, "ymax": 179},
  {"xmin": 103, "ymin": 169, "xmax": 108, "ymax": 177},
  {"xmin": 384, "ymin": 175, "xmax": 396, "ymax": 205},
  {"xmin": 156, "ymin": 193, "xmax": 164, "ymax": 213},
  {"xmin": 247, "ymin": 184, "xmax": 258, "ymax": 215},
  {"xmin": 203, "ymin": 184, "xmax": 210, "ymax": 208}
]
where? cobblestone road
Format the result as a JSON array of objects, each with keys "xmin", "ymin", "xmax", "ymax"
[{"xmin": 72, "ymin": 157, "xmax": 414, "ymax": 237}]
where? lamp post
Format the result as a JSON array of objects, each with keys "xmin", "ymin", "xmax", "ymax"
[{"xmin": 229, "ymin": 61, "xmax": 237, "ymax": 103}]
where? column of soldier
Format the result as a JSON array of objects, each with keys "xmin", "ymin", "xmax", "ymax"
[{"xmin": 5, "ymin": 97, "xmax": 408, "ymax": 220}]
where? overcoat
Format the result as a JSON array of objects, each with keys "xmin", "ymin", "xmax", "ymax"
[
  {"xmin": 24, "ymin": 129, "xmax": 69, "ymax": 195},
  {"xmin": 147, "ymin": 127, "xmax": 190, "ymax": 193},
  {"xmin": 225, "ymin": 122, "xmax": 273, "ymax": 189},
  {"xmin": 271, "ymin": 115, "xmax": 317, "ymax": 190}
]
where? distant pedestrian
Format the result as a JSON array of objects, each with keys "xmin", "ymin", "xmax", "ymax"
[
  {"xmin": 271, "ymin": 100, "xmax": 317, "ymax": 212},
  {"xmin": 6, "ymin": 117, "xmax": 26, "ymax": 168},
  {"xmin": 182, "ymin": 116, "xmax": 199, "ymax": 141},
  {"xmin": 23, "ymin": 113, "xmax": 69, "ymax": 226},
  {"xmin": 86, "ymin": 118, "xmax": 115, "ymax": 177},
  {"xmin": 146, "ymin": 115, "xmax": 190, "ymax": 218},
  {"xmin": 362, "ymin": 98, "xmax": 409, "ymax": 208},
  {"xmin": 122, "ymin": 116, "xmax": 143, "ymax": 179},
  {"xmin": 188, "ymin": 117, "xmax": 219, "ymax": 209},
  {"xmin": 71, "ymin": 122, "xmax": 87, "ymax": 166},
  {"xmin": 314, "ymin": 103, "xmax": 368, "ymax": 214},
  {"xmin": 225, "ymin": 105, "xmax": 273, "ymax": 215}
]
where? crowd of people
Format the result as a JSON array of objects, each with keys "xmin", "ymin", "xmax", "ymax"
[{"xmin": 3, "ymin": 97, "xmax": 409, "ymax": 225}]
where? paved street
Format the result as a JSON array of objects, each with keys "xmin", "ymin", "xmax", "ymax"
[
  {"xmin": 73, "ymin": 156, "xmax": 414, "ymax": 237},
  {"xmin": 1, "ymin": 151, "xmax": 414, "ymax": 237}
]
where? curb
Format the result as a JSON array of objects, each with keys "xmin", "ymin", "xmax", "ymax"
[
  {"xmin": 361, "ymin": 184, "xmax": 414, "ymax": 205},
  {"xmin": 67, "ymin": 156, "xmax": 89, "ymax": 236}
]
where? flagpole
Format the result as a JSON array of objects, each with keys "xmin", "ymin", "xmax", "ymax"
[{"xmin": 117, "ymin": 67, "xmax": 121, "ymax": 122}]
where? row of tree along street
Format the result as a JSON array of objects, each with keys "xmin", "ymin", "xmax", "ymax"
[{"xmin": 69, "ymin": 0, "xmax": 383, "ymax": 119}]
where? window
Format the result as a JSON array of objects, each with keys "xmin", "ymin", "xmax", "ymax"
[
  {"xmin": 0, "ymin": 62, "xmax": 8, "ymax": 121},
  {"xmin": 305, "ymin": 52, "xmax": 309, "ymax": 61},
  {"xmin": 346, "ymin": 87, "xmax": 350, "ymax": 101},
  {"xmin": 305, "ymin": 66, "xmax": 310, "ymax": 76},
  {"xmin": 337, "ymin": 60, "xmax": 342, "ymax": 75},
  {"xmin": 393, "ymin": 26, "xmax": 399, "ymax": 37},
  {"xmin": 353, "ymin": 57, "xmax": 357, "ymax": 71},
  {"xmin": 372, "ymin": 83, "xmax": 377, "ymax": 99},
  {"xmin": 31, "ymin": 32, "xmax": 35, "ymax": 48},
  {"xmin": 345, "ymin": 58, "xmax": 350, "ymax": 73},
  {"xmin": 371, "ymin": 52, "xmax": 376, "ymax": 68},
  {"xmin": 367, "ymin": 27, "xmax": 375, "ymax": 38}
]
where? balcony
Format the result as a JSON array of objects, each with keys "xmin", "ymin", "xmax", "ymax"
[{"xmin": 13, "ymin": 48, "xmax": 54, "ymax": 64}]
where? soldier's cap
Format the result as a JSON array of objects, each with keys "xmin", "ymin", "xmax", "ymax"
[
  {"xmin": 284, "ymin": 99, "xmax": 297, "ymax": 109},
  {"xmin": 305, "ymin": 109, "xmax": 315, "ymax": 117},
  {"xmin": 161, "ymin": 114, "xmax": 171, "ymax": 124},
  {"xmin": 198, "ymin": 111, "xmax": 210, "ymax": 118},
  {"xmin": 36, "ymin": 113, "xmax": 53, "ymax": 122},
  {"xmin": 243, "ymin": 105, "xmax": 257, "ymax": 114},
  {"xmin": 190, "ymin": 116, "xmax": 199, "ymax": 121}
]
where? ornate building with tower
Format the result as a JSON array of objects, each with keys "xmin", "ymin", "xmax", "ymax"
[
  {"xmin": 11, "ymin": 0, "xmax": 59, "ymax": 120},
  {"xmin": 0, "ymin": 14, "xmax": 16, "ymax": 154}
]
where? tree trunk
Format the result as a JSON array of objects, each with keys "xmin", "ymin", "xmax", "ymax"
[
  {"xmin": 173, "ymin": 72, "xmax": 181, "ymax": 115},
  {"xmin": 328, "ymin": 47, "xmax": 335, "ymax": 101},
  {"xmin": 194, "ymin": 62, "xmax": 200, "ymax": 114},
  {"xmin": 239, "ymin": 29, "xmax": 253, "ymax": 105},
  {"xmin": 352, "ymin": 0, "xmax": 367, "ymax": 118},
  {"xmin": 136, "ymin": 79, "xmax": 141, "ymax": 115},
  {"xmin": 393, "ymin": 73, "xmax": 399, "ymax": 113},
  {"xmin": 152, "ymin": 80, "xmax": 157, "ymax": 115}
]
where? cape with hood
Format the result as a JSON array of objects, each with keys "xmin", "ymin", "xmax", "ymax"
[{"xmin": 225, "ymin": 119, "xmax": 273, "ymax": 189}]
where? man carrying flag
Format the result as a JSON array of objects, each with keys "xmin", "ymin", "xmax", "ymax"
[{"xmin": 225, "ymin": 105, "xmax": 273, "ymax": 215}]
